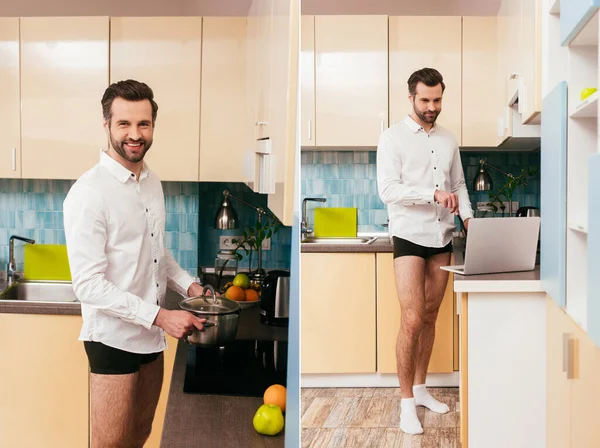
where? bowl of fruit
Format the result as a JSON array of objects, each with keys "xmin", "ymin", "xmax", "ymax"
[{"xmin": 221, "ymin": 273, "xmax": 261, "ymax": 309}]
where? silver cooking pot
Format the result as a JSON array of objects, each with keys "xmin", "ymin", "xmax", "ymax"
[{"xmin": 178, "ymin": 284, "xmax": 241, "ymax": 346}]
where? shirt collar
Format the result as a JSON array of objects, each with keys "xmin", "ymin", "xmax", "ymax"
[
  {"xmin": 100, "ymin": 150, "xmax": 149, "ymax": 183},
  {"xmin": 404, "ymin": 115, "xmax": 438, "ymax": 134}
]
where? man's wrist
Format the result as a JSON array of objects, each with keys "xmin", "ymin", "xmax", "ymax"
[{"xmin": 154, "ymin": 308, "xmax": 166, "ymax": 328}]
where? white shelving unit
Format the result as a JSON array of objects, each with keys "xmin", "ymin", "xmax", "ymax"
[{"xmin": 555, "ymin": 4, "xmax": 599, "ymax": 330}]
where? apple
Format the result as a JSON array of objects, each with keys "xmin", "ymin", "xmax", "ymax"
[
  {"xmin": 252, "ymin": 404, "xmax": 284, "ymax": 436},
  {"xmin": 580, "ymin": 87, "xmax": 597, "ymax": 101}
]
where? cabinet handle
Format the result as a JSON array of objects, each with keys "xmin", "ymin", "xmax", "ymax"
[
  {"xmin": 256, "ymin": 121, "xmax": 269, "ymax": 126},
  {"xmin": 567, "ymin": 337, "xmax": 578, "ymax": 380},
  {"xmin": 381, "ymin": 121, "xmax": 385, "ymax": 133},
  {"xmin": 510, "ymin": 73, "xmax": 519, "ymax": 80},
  {"xmin": 11, "ymin": 148, "xmax": 16, "ymax": 171},
  {"xmin": 308, "ymin": 120, "xmax": 312, "ymax": 141},
  {"xmin": 562, "ymin": 333, "xmax": 570, "ymax": 373}
]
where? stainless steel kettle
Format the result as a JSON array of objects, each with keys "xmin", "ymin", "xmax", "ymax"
[{"xmin": 515, "ymin": 206, "xmax": 540, "ymax": 217}]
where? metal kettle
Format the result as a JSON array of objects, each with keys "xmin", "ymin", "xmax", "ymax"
[{"xmin": 515, "ymin": 206, "xmax": 540, "ymax": 217}]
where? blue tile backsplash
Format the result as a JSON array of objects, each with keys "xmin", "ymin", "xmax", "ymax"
[
  {"xmin": 0, "ymin": 178, "xmax": 291, "ymax": 277},
  {"xmin": 197, "ymin": 182, "xmax": 292, "ymax": 271},
  {"xmin": 301, "ymin": 150, "xmax": 541, "ymax": 232}
]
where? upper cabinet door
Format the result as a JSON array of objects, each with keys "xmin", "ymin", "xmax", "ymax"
[
  {"xmin": 200, "ymin": 17, "xmax": 249, "ymax": 182},
  {"xmin": 462, "ymin": 17, "xmax": 499, "ymax": 147},
  {"xmin": 301, "ymin": 15, "xmax": 315, "ymax": 147},
  {"xmin": 541, "ymin": 81, "xmax": 567, "ymax": 308},
  {"xmin": 315, "ymin": 15, "xmax": 388, "ymax": 147},
  {"xmin": 247, "ymin": 0, "xmax": 274, "ymax": 141},
  {"xmin": 520, "ymin": 0, "xmax": 543, "ymax": 123},
  {"xmin": 110, "ymin": 17, "xmax": 202, "ymax": 182},
  {"xmin": 389, "ymin": 17, "xmax": 462, "ymax": 143},
  {"xmin": 0, "ymin": 18, "xmax": 21, "ymax": 178},
  {"xmin": 20, "ymin": 17, "xmax": 109, "ymax": 180}
]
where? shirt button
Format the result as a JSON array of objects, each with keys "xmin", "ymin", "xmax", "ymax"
[
  {"xmin": 431, "ymin": 151, "xmax": 434, "ymax": 153},
  {"xmin": 434, "ymin": 167, "xmax": 437, "ymax": 170},
  {"xmin": 154, "ymin": 259, "xmax": 157, "ymax": 263},
  {"xmin": 436, "ymin": 184, "xmax": 439, "ymax": 187},
  {"xmin": 151, "ymin": 233, "xmax": 154, "ymax": 237},
  {"xmin": 156, "ymin": 283, "xmax": 159, "ymax": 288},
  {"xmin": 146, "ymin": 208, "xmax": 149, "ymax": 212}
]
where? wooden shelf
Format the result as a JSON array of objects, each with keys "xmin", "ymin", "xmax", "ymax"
[
  {"xmin": 569, "ymin": 222, "xmax": 589, "ymax": 234},
  {"xmin": 549, "ymin": 0, "xmax": 560, "ymax": 14},
  {"xmin": 570, "ymin": 91, "xmax": 598, "ymax": 118}
]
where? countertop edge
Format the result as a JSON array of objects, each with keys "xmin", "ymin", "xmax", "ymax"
[{"xmin": 453, "ymin": 280, "xmax": 544, "ymax": 294}]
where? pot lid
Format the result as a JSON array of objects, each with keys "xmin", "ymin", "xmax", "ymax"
[{"xmin": 178, "ymin": 295, "xmax": 241, "ymax": 315}]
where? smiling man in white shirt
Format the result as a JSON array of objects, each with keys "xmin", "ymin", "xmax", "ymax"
[
  {"xmin": 377, "ymin": 68, "xmax": 474, "ymax": 435},
  {"xmin": 64, "ymin": 80, "xmax": 209, "ymax": 447}
]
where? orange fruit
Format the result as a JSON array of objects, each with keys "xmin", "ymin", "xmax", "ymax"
[
  {"xmin": 225, "ymin": 285, "xmax": 246, "ymax": 301},
  {"xmin": 263, "ymin": 384, "xmax": 286, "ymax": 412},
  {"xmin": 245, "ymin": 289, "xmax": 259, "ymax": 302}
]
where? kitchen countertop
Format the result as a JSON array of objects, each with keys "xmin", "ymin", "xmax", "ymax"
[
  {"xmin": 160, "ymin": 305, "xmax": 287, "ymax": 448},
  {"xmin": 301, "ymin": 236, "xmax": 393, "ymax": 253}
]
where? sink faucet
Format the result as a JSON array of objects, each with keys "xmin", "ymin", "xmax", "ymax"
[
  {"xmin": 7, "ymin": 235, "xmax": 35, "ymax": 286},
  {"xmin": 301, "ymin": 197, "xmax": 326, "ymax": 238}
]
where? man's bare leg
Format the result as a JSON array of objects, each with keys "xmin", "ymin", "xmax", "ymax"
[
  {"xmin": 412, "ymin": 251, "xmax": 451, "ymax": 413},
  {"xmin": 394, "ymin": 255, "xmax": 426, "ymax": 434},
  {"xmin": 130, "ymin": 353, "xmax": 164, "ymax": 447},
  {"xmin": 90, "ymin": 373, "xmax": 137, "ymax": 448}
]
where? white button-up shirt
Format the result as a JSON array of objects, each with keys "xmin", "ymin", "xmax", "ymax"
[
  {"xmin": 377, "ymin": 116, "xmax": 474, "ymax": 248},
  {"xmin": 63, "ymin": 151, "xmax": 195, "ymax": 354}
]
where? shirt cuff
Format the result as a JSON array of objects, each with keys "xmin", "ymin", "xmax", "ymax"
[
  {"xmin": 423, "ymin": 187, "xmax": 437, "ymax": 204},
  {"xmin": 134, "ymin": 299, "xmax": 161, "ymax": 330},
  {"xmin": 459, "ymin": 205, "xmax": 474, "ymax": 221}
]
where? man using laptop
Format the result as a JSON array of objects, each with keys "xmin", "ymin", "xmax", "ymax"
[{"xmin": 377, "ymin": 68, "xmax": 474, "ymax": 435}]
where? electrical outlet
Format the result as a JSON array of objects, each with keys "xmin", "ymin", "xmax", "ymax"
[
  {"xmin": 477, "ymin": 201, "xmax": 519, "ymax": 214},
  {"xmin": 219, "ymin": 236, "xmax": 271, "ymax": 251}
]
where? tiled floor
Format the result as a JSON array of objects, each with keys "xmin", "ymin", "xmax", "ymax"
[{"xmin": 301, "ymin": 387, "xmax": 460, "ymax": 448}]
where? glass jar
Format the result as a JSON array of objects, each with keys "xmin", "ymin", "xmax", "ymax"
[{"xmin": 215, "ymin": 249, "xmax": 238, "ymax": 277}]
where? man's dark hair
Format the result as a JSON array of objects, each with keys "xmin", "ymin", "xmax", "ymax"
[
  {"xmin": 407, "ymin": 68, "xmax": 446, "ymax": 97},
  {"xmin": 101, "ymin": 79, "xmax": 159, "ymax": 126}
]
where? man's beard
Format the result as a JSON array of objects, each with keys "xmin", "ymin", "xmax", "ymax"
[
  {"xmin": 109, "ymin": 131, "xmax": 152, "ymax": 163},
  {"xmin": 413, "ymin": 102, "xmax": 440, "ymax": 124}
]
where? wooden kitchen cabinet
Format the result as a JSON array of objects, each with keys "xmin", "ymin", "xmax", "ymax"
[
  {"xmin": 376, "ymin": 253, "xmax": 454, "ymax": 374},
  {"xmin": 20, "ymin": 17, "xmax": 109, "ymax": 180},
  {"xmin": 146, "ymin": 334, "xmax": 179, "ymax": 448},
  {"xmin": 0, "ymin": 18, "xmax": 21, "ymax": 179},
  {"xmin": 110, "ymin": 17, "xmax": 202, "ymax": 182},
  {"xmin": 301, "ymin": 15, "xmax": 316, "ymax": 147},
  {"xmin": 389, "ymin": 16, "xmax": 461, "ymax": 143},
  {"xmin": 301, "ymin": 253, "xmax": 377, "ymax": 374},
  {"xmin": 0, "ymin": 314, "xmax": 89, "ymax": 447},
  {"xmin": 462, "ymin": 17, "xmax": 500, "ymax": 147},
  {"xmin": 200, "ymin": 17, "xmax": 250, "ymax": 183},
  {"xmin": 546, "ymin": 297, "xmax": 572, "ymax": 448},
  {"xmin": 569, "ymin": 316, "xmax": 600, "ymax": 448},
  {"xmin": 314, "ymin": 15, "xmax": 388, "ymax": 147},
  {"xmin": 546, "ymin": 297, "xmax": 600, "ymax": 448}
]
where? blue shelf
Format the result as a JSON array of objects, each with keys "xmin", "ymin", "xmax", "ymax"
[
  {"xmin": 560, "ymin": 0, "xmax": 600, "ymax": 46},
  {"xmin": 541, "ymin": 81, "xmax": 568, "ymax": 308},
  {"xmin": 588, "ymin": 154, "xmax": 600, "ymax": 347}
]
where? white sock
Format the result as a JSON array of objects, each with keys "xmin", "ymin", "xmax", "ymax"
[
  {"xmin": 413, "ymin": 384, "xmax": 449, "ymax": 414},
  {"xmin": 400, "ymin": 398, "xmax": 423, "ymax": 435}
]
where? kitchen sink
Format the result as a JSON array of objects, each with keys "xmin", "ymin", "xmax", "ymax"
[
  {"xmin": 0, "ymin": 280, "xmax": 78, "ymax": 302},
  {"xmin": 301, "ymin": 236, "xmax": 378, "ymax": 244}
]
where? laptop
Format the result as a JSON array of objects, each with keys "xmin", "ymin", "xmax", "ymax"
[{"xmin": 441, "ymin": 217, "xmax": 540, "ymax": 275}]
